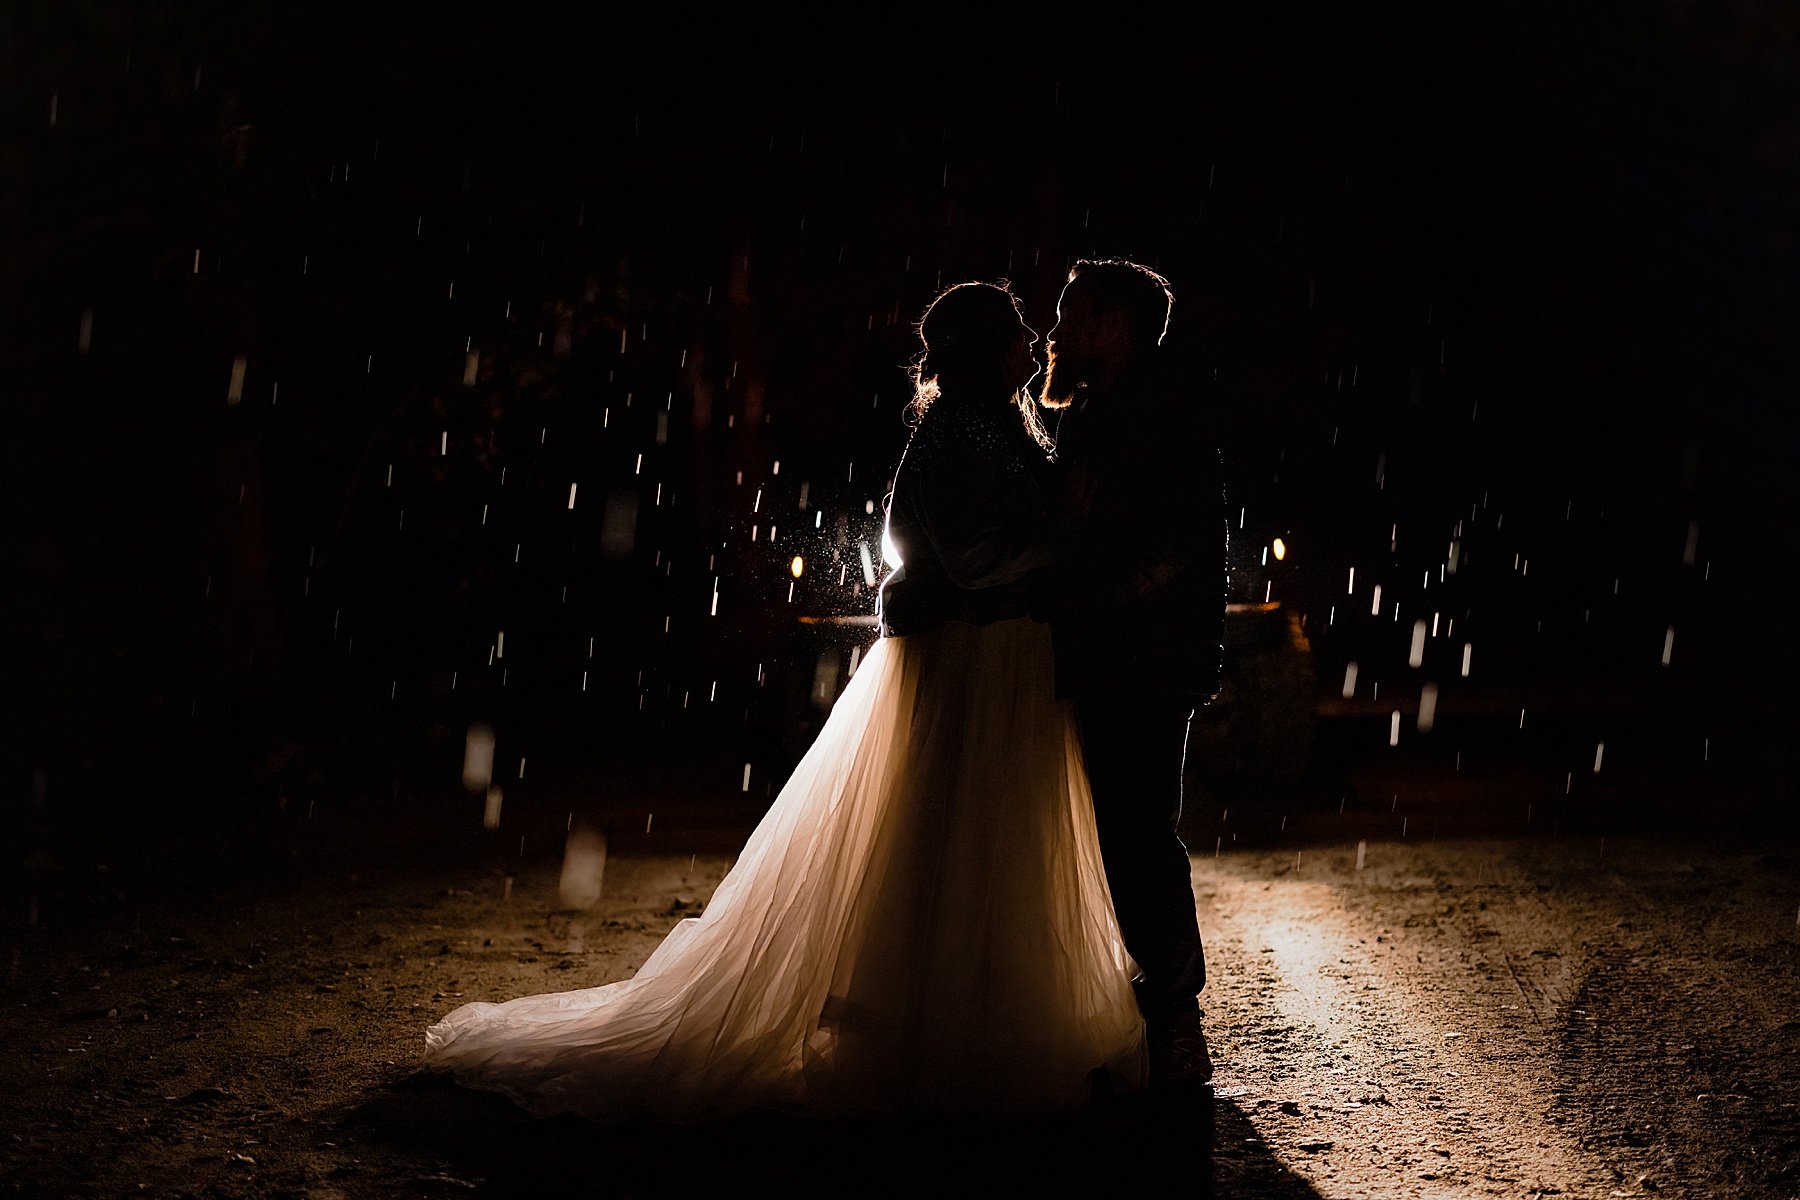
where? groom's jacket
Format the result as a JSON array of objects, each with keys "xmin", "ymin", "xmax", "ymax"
[{"xmin": 1034, "ymin": 351, "xmax": 1228, "ymax": 706}]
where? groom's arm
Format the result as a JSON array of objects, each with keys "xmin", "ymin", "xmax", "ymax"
[
  {"xmin": 1039, "ymin": 440, "xmax": 1224, "ymax": 616},
  {"xmin": 1038, "ymin": 515, "xmax": 1198, "ymax": 615}
]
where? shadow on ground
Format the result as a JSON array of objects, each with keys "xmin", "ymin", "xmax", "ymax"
[{"xmin": 346, "ymin": 1072, "xmax": 1324, "ymax": 1198}]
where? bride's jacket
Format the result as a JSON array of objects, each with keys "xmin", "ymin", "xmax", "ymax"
[{"xmin": 876, "ymin": 399, "xmax": 1064, "ymax": 638}]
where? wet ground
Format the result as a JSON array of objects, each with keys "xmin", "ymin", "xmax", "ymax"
[{"xmin": 4, "ymin": 719, "xmax": 1799, "ymax": 1200}]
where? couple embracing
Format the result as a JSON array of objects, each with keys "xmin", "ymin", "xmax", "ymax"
[{"xmin": 425, "ymin": 260, "xmax": 1230, "ymax": 1121}]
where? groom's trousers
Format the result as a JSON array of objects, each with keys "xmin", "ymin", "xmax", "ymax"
[{"xmin": 1072, "ymin": 693, "xmax": 1207, "ymax": 1027}]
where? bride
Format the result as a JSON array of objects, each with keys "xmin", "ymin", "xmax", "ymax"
[{"xmin": 423, "ymin": 281, "xmax": 1147, "ymax": 1122}]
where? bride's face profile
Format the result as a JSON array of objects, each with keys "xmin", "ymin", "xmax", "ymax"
[
  {"xmin": 1006, "ymin": 320, "xmax": 1041, "ymax": 397},
  {"xmin": 916, "ymin": 283, "xmax": 1036, "ymax": 401}
]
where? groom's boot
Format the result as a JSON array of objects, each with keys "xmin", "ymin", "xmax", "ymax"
[{"xmin": 1147, "ymin": 1006, "xmax": 1213, "ymax": 1088}]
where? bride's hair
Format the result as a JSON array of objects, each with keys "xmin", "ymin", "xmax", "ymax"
[{"xmin": 906, "ymin": 281, "xmax": 1052, "ymax": 450}]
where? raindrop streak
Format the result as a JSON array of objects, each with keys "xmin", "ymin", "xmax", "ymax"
[{"xmin": 227, "ymin": 356, "xmax": 247, "ymax": 405}]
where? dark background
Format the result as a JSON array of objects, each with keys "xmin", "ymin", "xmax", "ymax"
[{"xmin": 5, "ymin": 4, "xmax": 1798, "ymax": 862}]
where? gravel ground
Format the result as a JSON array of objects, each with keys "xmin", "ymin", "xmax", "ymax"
[{"xmin": 4, "ymin": 758, "xmax": 1798, "ymax": 1200}]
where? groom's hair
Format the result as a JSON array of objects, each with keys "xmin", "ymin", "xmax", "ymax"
[{"xmin": 1065, "ymin": 258, "xmax": 1174, "ymax": 348}]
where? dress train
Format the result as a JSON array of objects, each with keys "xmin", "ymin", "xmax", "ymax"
[{"xmin": 423, "ymin": 617, "xmax": 1146, "ymax": 1122}]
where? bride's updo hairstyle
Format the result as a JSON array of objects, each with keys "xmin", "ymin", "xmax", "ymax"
[{"xmin": 905, "ymin": 281, "xmax": 1027, "ymax": 425}]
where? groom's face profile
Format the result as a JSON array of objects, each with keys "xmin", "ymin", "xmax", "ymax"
[
  {"xmin": 1041, "ymin": 284, "xmax": 1137, "ymax": 410},
  {"xmin": 1040, "ymin": 286, "xmax": 1098, "ymax": 409}
]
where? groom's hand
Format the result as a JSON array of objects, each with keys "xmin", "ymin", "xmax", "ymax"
[
  {"xmin": 1053, "ymin": 464, "xmax": 1098, "ymax": 529},
  {"xmin": 1023, "ymin": 561, "xmax": 1063, "ymax": 622}
]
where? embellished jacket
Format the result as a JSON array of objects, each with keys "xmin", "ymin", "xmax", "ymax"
[{"xmin": 875, "ymin": 399, "xmax": 1063, "ymax": 638}]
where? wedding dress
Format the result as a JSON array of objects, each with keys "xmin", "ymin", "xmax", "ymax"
[{"xmin": 423, "ymin": 401, "xmax": 1147, "ymax": 1123}]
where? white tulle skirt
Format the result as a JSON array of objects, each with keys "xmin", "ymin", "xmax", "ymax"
[{"xmin": 423, "ymin": 616, "xmax": 1146, "ymax": 1123}]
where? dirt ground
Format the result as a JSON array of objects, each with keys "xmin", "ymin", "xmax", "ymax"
[{"xmin": 5, "ymin": 747, "xmax": 1800, "ymax": 1200}]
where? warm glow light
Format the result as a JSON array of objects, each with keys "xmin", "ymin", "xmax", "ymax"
[
  {"xmin": 558, "ymin": 826, "xmax": 607, "ymax": 909},
  {"xmin": 1272, "ymin": 537, "xmax": 1287, "ymax": 561},
  {"xmin": 790, "ymin": 555, "xmax": 804, "ymax": 578},
  {"xmin": 462, "ymin": 721, "xmax": 495, "ymax": 794}
]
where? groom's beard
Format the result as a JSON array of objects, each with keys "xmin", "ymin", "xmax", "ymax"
[{"xmin": 1039, "ymin": 349, "xmax": 1086, "ymax": 409}]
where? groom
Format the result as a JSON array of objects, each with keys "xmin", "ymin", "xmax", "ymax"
[{"xmin": 1032, "ymin": 258, "xmax": 1227, "ymax": 1088}]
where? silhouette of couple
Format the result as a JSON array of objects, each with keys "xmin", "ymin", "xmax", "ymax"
[{"xmin": 425, "ymin": 260, "xmax": 1230, "ymax": 1121}]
